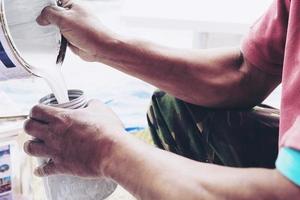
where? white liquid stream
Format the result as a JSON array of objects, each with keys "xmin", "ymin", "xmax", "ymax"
[
  {"xmin": 32, "ymin": 63, "xmax": 70, "ymax": 104},
  {"xmin": 5, "ymin": 0, "xmax": 70, "ymax": 104}
]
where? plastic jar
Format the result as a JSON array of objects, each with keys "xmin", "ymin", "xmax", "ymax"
[{"xmin": 37, "ymin": 90, "xmax": 117, "ymax": 200}]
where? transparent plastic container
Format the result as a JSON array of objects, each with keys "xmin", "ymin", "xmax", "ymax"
[{"xmin": 37, "ymin": 90, "xmax": 117, "ymax": 200}]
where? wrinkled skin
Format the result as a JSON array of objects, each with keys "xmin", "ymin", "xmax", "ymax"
[{"xmin": 23, "ymin": 100, "xmax": 124, "ymax": 177}]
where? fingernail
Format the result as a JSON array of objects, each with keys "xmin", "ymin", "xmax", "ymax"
[
  {"xmin": 36, "ymin": 15, "xmax": 50, "ymax": 26},
  {"xmin": 23, "ymin": 141, "xmax": 31, "ymax": 155}
]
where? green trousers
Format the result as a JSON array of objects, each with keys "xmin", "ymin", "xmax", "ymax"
[{"xmin": 147, "ymin": 91, "xmax": 279, "ymax": 168}]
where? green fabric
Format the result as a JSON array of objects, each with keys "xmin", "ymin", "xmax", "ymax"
[
  {"xmin": 147, "ymin": 90, "xmax": 279, "ymax": 168},
  {"xmin": 276, "ymin": 147, "xmax": 300, "ymax": 186}
]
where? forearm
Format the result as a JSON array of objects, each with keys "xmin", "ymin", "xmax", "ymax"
[
  {"xmin": 102, "ymin": 134, "xmax": 299, "ymax": 200},
  {"xmin": 37, "ymin": 2, "xmax": 279, "ymax": 107},
  {"xmin": 96, "ymin": 37, "xmax": 278, "ymax": 107}
]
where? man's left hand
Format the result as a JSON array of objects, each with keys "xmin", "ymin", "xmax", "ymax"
[{"xmin": 23, "ymin": 100, "xmax": 124, "ymax": 178}]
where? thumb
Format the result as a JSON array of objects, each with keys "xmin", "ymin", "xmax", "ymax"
[
  {"xmin": 36, "ymin": 6, "xmax": 67, "ymax": 26},
  {"xmin": 34, "ymin": 160, "xmax": 61, "ymax": 177}
]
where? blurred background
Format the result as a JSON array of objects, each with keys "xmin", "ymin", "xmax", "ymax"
[{"xmin": 0, "ymin": 0, "xmax": 280, "ymax": 199}]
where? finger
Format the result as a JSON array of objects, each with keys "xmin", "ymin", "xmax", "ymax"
[
  {"xmin": 23, "ymin": 140, "xmax": 53, "ymax": 158},
  {"xmin": 36, "ymin": 6, "xmax": 67, "ymax": 26},
  {"xmin": 23, "ymin": 119, "xmax": 51, "ymax": 140},
  {"xmin": 30, "ymin": 104, "xmax": 61, "ymax": 124},
  {"xmin": 34, "ymin": 161, "xmax": 62, "ymax": 177}
]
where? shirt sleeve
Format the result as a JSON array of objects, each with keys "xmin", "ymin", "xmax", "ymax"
[
  {"xmin": 276, "ymin": 147, "xmax": 300, "ymax": 186},
  {"xmin": 241, "ymin": 0, "xmax": 289, "ymax": 76}
]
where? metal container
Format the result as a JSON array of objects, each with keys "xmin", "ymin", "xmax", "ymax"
[
  {"xmin": 38, "ymin": 90, "xmax": 117, "ymax": 200},
  {"xmin": 0, "ymin": 0, "xmax": 67, "ymax": 80}
]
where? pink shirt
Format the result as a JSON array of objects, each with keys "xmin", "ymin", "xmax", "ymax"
[{"xmin": 241, "ymin": 0, "xmax": 300, "ymax": 150}]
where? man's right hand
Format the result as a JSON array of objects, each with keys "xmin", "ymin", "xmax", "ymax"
[{"xmin": 37, "ymin": 0, "xmax": 116, "ymax": 62}]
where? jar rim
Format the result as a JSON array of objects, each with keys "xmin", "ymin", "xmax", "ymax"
[{"xmin": 39, "ymin": 89, "xmax": 87, "ymax": 109}]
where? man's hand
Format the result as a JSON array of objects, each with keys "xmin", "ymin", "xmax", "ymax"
[
  {"xmin": 37, "ymin": 0, "xmax": 115, "ymax": 62},
  {"xmin": 23, "ymin": 100, "xmax": 124, "ymax": 178}
]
